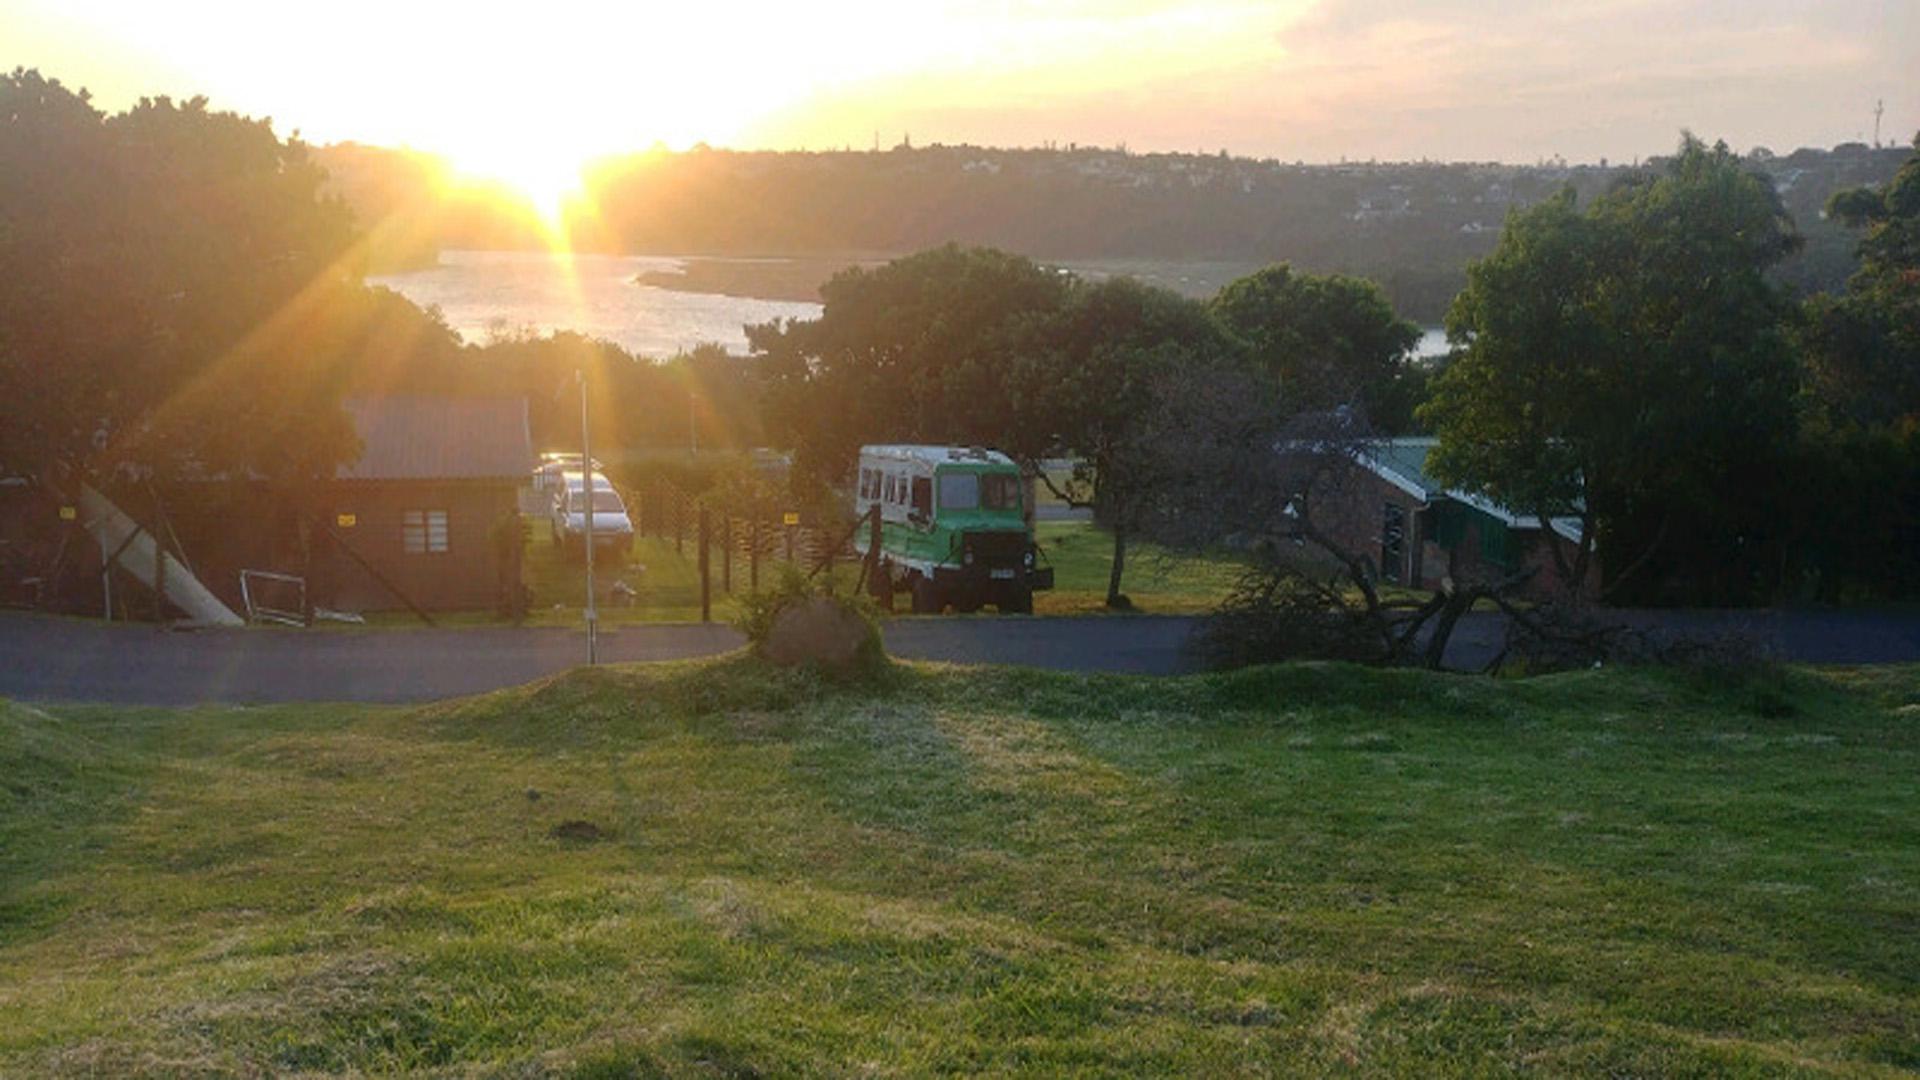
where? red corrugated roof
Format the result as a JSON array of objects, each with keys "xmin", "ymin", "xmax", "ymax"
[{"xmin": 337, "ymin": 397, "xmax": 533, "ymax": 481}]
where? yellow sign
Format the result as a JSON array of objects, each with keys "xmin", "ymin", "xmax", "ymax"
[
  {"xmin": 336, "ymin": 513, "xmax": 358, "ymax": 528},
  {"xmin": 58, "ymin": 505, "xmax": 77, "ymax": 521},
  {"xmin": 782, "ymin": 512, "xmax": 800, "ymax": 526}
]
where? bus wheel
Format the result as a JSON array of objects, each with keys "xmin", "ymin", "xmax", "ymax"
[
  {"xmin": 911, "ymin": 575, "xmax": 943, "ymax": 614},
  {"xmin": 999, "ymin": 587, "xmax": 1033, "ymax": 615},
  {"xmin": 953, "ymin": 591, "xmax": 983, "ymax": 614}
]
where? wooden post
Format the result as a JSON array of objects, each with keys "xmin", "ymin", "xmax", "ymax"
[
  {"xmin": 153, "ymin": 515, "xmax": 166, "ymax": 622},
  {"xmin": 674, "ymin": 493, "xmax": 684, "ymax": 556},
  {"xmin": 699, "ymin": 507, "xmax": 711, "ymax": 623},
  {"xmin": 722, "ymin": 516, "xmax": 732, "ymax": 593},
  {"xmin": 750, "ymin": 517, "xmax": 760, "ymax": 592},
  {"xmin": 785, "ymin": 522, "xmax": 794, "ymax": 564},
  {"xmin": 870, "ymin": 503, "xmax": 890, "ymax": 611}
]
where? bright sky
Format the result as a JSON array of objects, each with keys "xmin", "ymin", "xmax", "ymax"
[{"xmin": 6, "ymin": 0, "xmax": 1914, "ymax": 193}]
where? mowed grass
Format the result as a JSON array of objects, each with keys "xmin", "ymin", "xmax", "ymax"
[
  {"xmin": 1034, "ymin": 521, "xmax": 1242, "ymax": 615},
  {"xmin": 5, "ymin": 661, "xmax": 1917, "ymax": 1075},
  {"xmin": 370, "ymin": 518, "xmax": 1239, "ymax": 626}
]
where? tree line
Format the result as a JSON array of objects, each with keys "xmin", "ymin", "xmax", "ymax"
[
  {"xmin": 315, "ymin": 139, "xmax": 1905, "ymax": 322},
  {"xmin": 758, "ymin": 135, "xmax": 1920, "ymax": 611},
  {"xmin": 5, "ymin": 66, "xmax": 1917, "ymax": 620}
]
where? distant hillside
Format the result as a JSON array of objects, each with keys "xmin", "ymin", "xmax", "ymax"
[{"xmin": 314, "ymin": 139, "xmax": 1911, "ymax": 323}]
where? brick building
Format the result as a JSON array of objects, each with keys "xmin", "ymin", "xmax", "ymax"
[{"xmin": 1309, "ymin": 438, "xmax": 1589, "ymax": 600}]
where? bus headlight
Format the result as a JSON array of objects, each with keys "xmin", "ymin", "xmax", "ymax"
[
  {"xmin": 1023, "ymin": 550, "xmax": 1035, "ymax": 567},
  {"xmin": 963, "ymin": 549, "xmax": 974, "ymax": 566}
]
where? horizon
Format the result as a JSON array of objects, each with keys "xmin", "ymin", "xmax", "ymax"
[{"xmin": 6, "ymin": 0, "xmax": 1913, "ymax": 212}]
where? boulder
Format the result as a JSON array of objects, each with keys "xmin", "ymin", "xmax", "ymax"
[{"xmin": 760, "ymin": 596, "xmax": 880, "ymax": 673}]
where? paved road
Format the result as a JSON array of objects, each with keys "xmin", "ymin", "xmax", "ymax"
[
  {"xmin": 0, "ymin": 612, "xmax": 1214, "ymax": 706},
  {"xmin": 3, "ymin": 607, "xmax": 1917, "ymax": 707}
]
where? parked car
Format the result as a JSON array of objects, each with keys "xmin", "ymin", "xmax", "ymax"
[
  {"xmin": 532, "ymin": 452, "xmax": 604, "ymax": 494},
  {"xmin": 550, "ymin": 471, "xmax": 633, "ymax": 562}
]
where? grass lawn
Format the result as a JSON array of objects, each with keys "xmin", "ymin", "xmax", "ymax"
[
  {"xmin": 365, "ymin": 519, "xmax": 1240, "ymax": 627},
  {"xmin": 3, "ymin": 658, "xmax": 1916, "ymax": 1074},
  {"xmin": 1034, "ymin": 520, "xmax": 1241, "ymax": 616}
]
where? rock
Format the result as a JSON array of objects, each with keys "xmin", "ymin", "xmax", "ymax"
[{"xmin": 760, "ymin": 596, "xmax": 879, "ymax": 673}]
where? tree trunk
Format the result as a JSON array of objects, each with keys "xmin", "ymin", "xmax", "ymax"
[
  {"xmin": 1106, "ymin": 519, "xmax": 1128, "ymax": 609},
  {"xmin": 1421, "ymin": 587, "xmax": 1479, "ymax": 669}
]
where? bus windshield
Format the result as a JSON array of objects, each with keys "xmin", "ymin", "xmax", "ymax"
[{"xmin": 938, "ymin": 471, "xmax": 1021, "ymax": 511}]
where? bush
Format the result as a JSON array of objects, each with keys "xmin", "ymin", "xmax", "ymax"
[{"xmin": 1187, "ymin": 567, "xmax": 1392, "ymax": 670}]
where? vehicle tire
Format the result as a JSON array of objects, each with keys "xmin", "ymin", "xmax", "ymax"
[
  {"xmin": 999, "ymin": 586, "xmax": 1033, "ymax": 615},
  {"xmin": 953, "ymin": 590, "xmax": 983, "ymax": 614},
  {"xmin": 911, "ymin": 574, "xmax": 943, "ymax": 614}
]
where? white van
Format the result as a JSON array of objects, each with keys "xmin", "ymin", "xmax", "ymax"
[{"xmin": 550, "ymin": 471, "xmax": 634, "ymax": 562}]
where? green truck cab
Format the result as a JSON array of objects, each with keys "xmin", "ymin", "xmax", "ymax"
[{"xmin": 851, "ymin": 445, "xmax": 1053, "ymax": 614}]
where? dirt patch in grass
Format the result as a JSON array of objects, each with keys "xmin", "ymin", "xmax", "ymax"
[{"xmin": 548, "ymin": 819, "xmax": 609, "ymax": 843}]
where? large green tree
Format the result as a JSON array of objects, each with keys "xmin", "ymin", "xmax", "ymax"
[
  {"xmin": 0, "ymin": 69, "xmax": 365, "ymax": 485},
  {"xmin": 1422, "ymin": 135, "xmax": 1803, "ymax": 603},
  {"xmin": 1210, "ymin": 264, "xmax": 1421, "ymax": 430},
  {"xmin": 751, "ymin": 245, "xmax": 1235, "ymax": 606},
  {"xmin": 1023, "ymin": 276, "xmax": 1236, "ymax": 606},
  {"xmin": 751, "ymin": 244, "xmax": 1071, "ymax": 484},
  {"xmin": 1802, "ymin": 134, "xmax": 1920, "ymax": 427}
]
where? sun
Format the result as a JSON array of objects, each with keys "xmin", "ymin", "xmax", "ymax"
[{"xmin": 442, "ymin": 142, "xmax": 591, "ymax": 237}]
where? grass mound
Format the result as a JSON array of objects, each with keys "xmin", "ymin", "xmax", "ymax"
[
  {"xmin": 1, "ymin": 699, "xmax": 105, "ymax": 810},
  {"xmin": 2, "ymin": 661, "xmax": 1917, "ymax": 1074},
  {"xmin": 0, "ymin": 700, "xmax": 139, "ymax": 942}
]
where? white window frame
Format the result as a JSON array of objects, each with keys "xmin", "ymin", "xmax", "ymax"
[{"xmin": 403, "ymin": 508, "xmax": 450, "ymax": 555}]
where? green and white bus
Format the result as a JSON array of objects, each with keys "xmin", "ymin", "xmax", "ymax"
[{"xmin": 852, "ymin": 445, "xmax": 1053, "ymax": 614}]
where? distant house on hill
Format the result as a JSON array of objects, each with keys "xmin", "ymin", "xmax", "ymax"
[{"xmin": 1311, "ymin": 437, "xmax": 1588, "ymax": 600}]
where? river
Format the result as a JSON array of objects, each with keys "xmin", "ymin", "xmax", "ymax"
[
  {"xmin": 368, "ymin": 250, "xmax": 822, "ymax": 358},
  {"xmin": 372, "ymin": 249, "xmax": 1451, "ymax": 362}
]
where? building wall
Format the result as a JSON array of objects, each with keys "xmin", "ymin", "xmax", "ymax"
[
  {"xmin": 1516, "ymin": 530, "xmax": 1600, "ymax": 601},
  {"xmin": 1307, "ymin": 465, "xmax": 1423, "ymax": 587},
  {"xmin": 1311, "ymin": 461, "xmax": 1594, "ymax": 602},
  {"xmin": 317, "ymin": 481, "xmax": 520, "ymax": 612}
]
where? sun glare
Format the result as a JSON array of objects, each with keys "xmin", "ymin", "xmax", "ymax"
[{"xmin": 445, "ymin": 145, "xmax": 589, "ymax": 237}]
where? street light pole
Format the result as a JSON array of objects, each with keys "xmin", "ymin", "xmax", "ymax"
[{"xmin": 579, "ymin": 370, "xmax": 597, "ymax": 665}]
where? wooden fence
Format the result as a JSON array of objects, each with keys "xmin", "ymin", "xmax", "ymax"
[{"xmin": 614, "ymin": 476, "xmax": 866, "ymax": 619}]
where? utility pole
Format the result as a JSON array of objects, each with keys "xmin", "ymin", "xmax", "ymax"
[
  {"xmin": 1874, "ymin": 99, "xmax": 1884, "ymax": 148},
  {"xmin": 579, "ymin": 370, "xmax": 597, "ymax": 665}
]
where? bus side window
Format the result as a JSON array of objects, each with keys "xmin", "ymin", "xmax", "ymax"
[
  {"xmin": 911, "ymin": 477, "xmax": 932, "ymax": 518},
  {"xmin": 883, "ymin": 475, "xmax": 895, "ymax": 503}
]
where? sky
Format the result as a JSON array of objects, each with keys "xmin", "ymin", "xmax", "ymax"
[{"xmin": 5, "ymin": 0, "xmax": 1914, "ymax": 189}]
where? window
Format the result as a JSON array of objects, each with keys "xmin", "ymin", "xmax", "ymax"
[
  {"xmin": 403, "ymin": 509, "xmax": 449, "ymax": 554},
  {"xmin": 981, "ymin": 473, "xmax": 1021, "ymax": 510},
  {"xmin": 883, "ymin": 474, "xmax": 896, "ymax": 503},
  {"xmin": 1381, "ymin": 503, "xmax": 1406, "ymax": 584},
  {"xmin": 938, "ymin": 472, "xmax": 979, "ymax": 510},
  {"xmin": 911, "ymin": 476, "xmax": 932, "ymax": 518}
]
